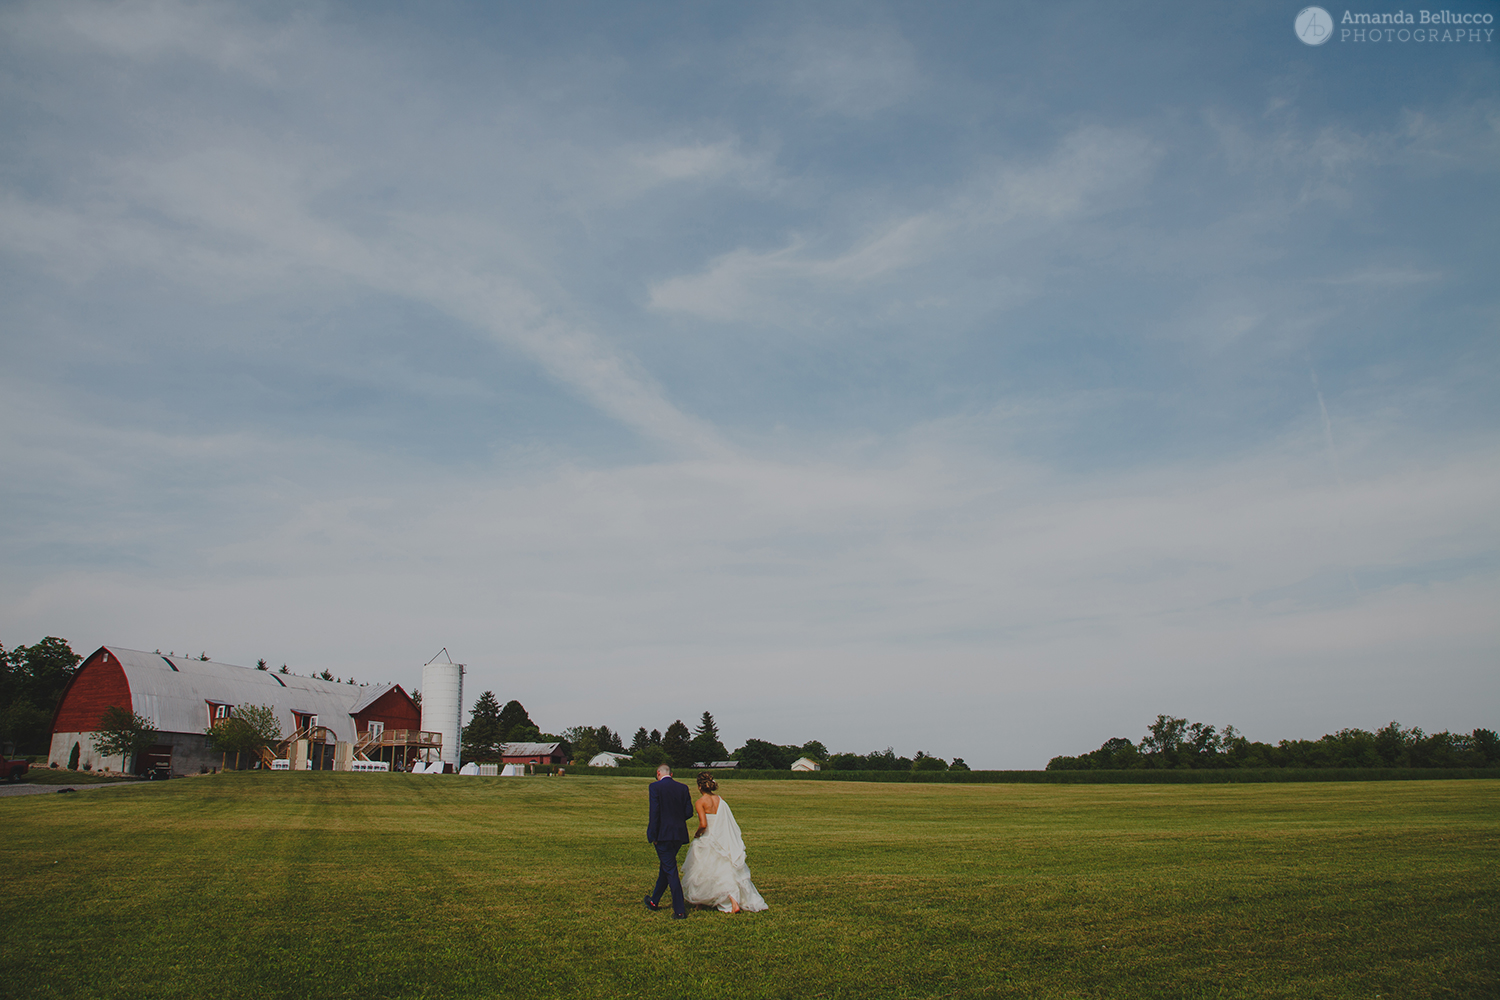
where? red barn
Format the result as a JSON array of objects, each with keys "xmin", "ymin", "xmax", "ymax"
[
  {"xmin": 51, "ymin": 646, "xmax": 422, "ymax": 775},
  {"xmin": 499, "ymin": 742, "xmax": 567, "ymax": 767}
]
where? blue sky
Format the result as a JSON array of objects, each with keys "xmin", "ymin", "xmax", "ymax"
[{"xmin": 2, "ymin": 1, "xmax": 1496, "ymax": 767}]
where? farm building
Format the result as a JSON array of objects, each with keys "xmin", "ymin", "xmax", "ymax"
[
  {"xmin": 50, "ymin": 646, "xmax": 436, "ymax": 775},
  {"xmin": 587, "ymin": 751, "xmax": 633, "ymax": 767},
  {"xmin": 791, "ymin": 757, "xmax": 822, "ymax": 771},
  {"xmin": 499, "ymin": 742, "xmax": 567, "ymax": 768}
]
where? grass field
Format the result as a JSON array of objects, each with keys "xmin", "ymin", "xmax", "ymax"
[{"xmin": 3, "ymin": 773, "xmax": 1496, "ymax": 999}]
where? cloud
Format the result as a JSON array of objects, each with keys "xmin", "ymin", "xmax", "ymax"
[
  {"xmin": 757, "ymin": 22, "xmax": 922, "ymax": 118},
  {"xmin": 648, "ymin": 126, "xmax": 1156, "ymax": 323},
  {"xmin": 630, "ymin": 139, "xmax": 772, "ymax": 188},
  {"xmin": 6, "ymin": 361, "xmax": 1496, "ymax": 765},
  {"xmin": 0, "ymin": 118, "xmax": 728, "ymax": 459}
]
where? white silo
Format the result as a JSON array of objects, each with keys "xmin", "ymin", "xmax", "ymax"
[{"xmin": 421, "ymin": 659, "xmax": 465, "ymax": 767}]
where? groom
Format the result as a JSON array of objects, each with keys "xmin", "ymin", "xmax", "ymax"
[{"xmin": 644, "ymin": 763, "xmax": 693, "ymax": 919}]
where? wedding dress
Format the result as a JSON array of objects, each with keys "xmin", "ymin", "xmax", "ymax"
[{"xmin": 679, "ymin": 799, "xmax": 768, "ymax": 912}]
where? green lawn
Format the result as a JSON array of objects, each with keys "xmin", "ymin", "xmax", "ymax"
[{"xmin": 3, "ymin": 773, "xmax": 1495, "ymax": 999}]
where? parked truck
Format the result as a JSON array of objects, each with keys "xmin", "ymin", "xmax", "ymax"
[{"xmin": 0, "ymin": 757, "xmax": 29, "ymax": 782}]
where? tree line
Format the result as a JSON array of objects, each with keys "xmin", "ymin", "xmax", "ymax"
[
  {"xmin": 0, "ymin": 637, "xmax": 82, "ymax": 754},
  {"xmin": 460, "ymin": 692, "xmax": 969, "ymax": 771},
  {"xmin": 1047, "ymin": 715, "xmax": 1500, "ymax": 771}
]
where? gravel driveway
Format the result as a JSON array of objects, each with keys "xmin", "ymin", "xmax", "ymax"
[{"xmin": 0, "ymin": 778, "xmax": 162, "ymax": 797}]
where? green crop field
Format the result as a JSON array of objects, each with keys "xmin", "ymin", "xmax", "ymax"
[{"xmin": 3, "ymin": 774, "xmax": 1496, "ymax": 999}]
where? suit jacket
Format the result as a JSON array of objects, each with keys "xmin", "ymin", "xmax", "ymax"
[{"xmin": 646, "ymin": 775, "xmax": 693, "ymax": 844}]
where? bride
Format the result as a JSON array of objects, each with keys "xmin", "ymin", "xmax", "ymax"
[{"xmin": 679, "ymin": 772, "xmax": 768, "ymax": 913}]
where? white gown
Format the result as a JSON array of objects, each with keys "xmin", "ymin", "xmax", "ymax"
[{"xmin": 679, "ymin": 799, "xmax": 768, "ymax": 912}]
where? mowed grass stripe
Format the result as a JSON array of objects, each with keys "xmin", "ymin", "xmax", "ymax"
[{"xmin": 3, "ymin": 773, "xmax": 1495, "ymax": 999}]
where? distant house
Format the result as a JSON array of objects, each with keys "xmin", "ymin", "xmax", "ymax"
[
  {"xmin": 694, "ymin": 760, "xmax": 739, "ymax": 769},
  {"xmin": 50, "ymin": 646, "xmax": 424, "ymax": 775},
  {"xmin": 587, "ymin": 751, "xmax": 633, "ymax": 767},
  {"xmin": 499, "ymin": 742, "xmax": 566, "ymax": 767},
  {"xmin": 791, "ymin": 757, "xmax": 822, "ymax": 771}
]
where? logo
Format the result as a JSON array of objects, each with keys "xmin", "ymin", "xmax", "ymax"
[{"xmin": 1296, "ymin": 6, "xmax": 1335, "ymax": 43}]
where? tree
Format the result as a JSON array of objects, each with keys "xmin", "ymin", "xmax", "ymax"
[
  {"xmin": 630, "ymin": 744, "xmax": 668, "ymax": 767},
  {"xmin": 800, "ymin": 740, "xmax": 828, "ymax": 762},
  {"xmin": 949, "ymin": 758, "xmax": 971, "ymax": 771},
  {"xmin": 829, "ymin": 752, "xmax": 864, "ymax": 771},
  {"xmin": 93, "ymin": 706, "xmax": 155, "ymax": 773},
  {"xmin": 912, "ymin": 753, "xmax": 948, "ymax": 771},
  {"xmin": 279, "ymin": 664, "xmax": 289, "ymax": 674},
  {"xmin": 319, "ymin": 669, "xmax": 334, "ymax": 682},
  {"xmin": 689, "ymin": 711, "xmax": 727, "ymax": 764},
  {"xmin": 498, "ymin": 700, "xmax": 534, "ymax": 742},
  {"xmin": 1470, "ymin": 728, "xmax": 1500, "ymax": 767},
  {"xmin": 649, "ymin": 729, "xmax": 662, "ymax": 746},
  {"xmin": 256, "ymin": 659, "xmax": 268, "ymax": 671},
  {"xmin": 1, "ymin": 637, "xmax": 82, "ymax": 753},
  {"xmin": 732, "ymin": 738, "xmax": 791, "ymax": 771},
  {"xmin": 1374, "ymin": 721, "xmax": 1414, "ymax": 766},
  {"xmin": 563, "ymin": 726, "xmax": 602, "ymax": 763},
  {"xmin": 662, "ymin": 719, "xmax": 694, "ymax": 768},
  {"xmin": 205, "ymin": 704, "xmax": 282, "ymax": 769},
  {"xmin": 630, "ymin": 727, "xmax": 651, "ymax": 753},
  {"xmin": 68, "ymin": 741, "xmax": 80, "ymax": 770},
  {"xmin": 562, "ymin": 724, "xmax": 624, "ymax": 760},
  {"xmin": 462, "ymin": 691, "xmax": 505, "ymax": 761},
  {"xmin": 1140, "ymin": 715, "xmax": 1189, "ymax": 768}
]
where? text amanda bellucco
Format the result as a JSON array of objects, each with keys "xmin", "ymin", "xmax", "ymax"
[{"xmin": 1339, "ymin": 10, "xmax": 1493, "ymax": 42}]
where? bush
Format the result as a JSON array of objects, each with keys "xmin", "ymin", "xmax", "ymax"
[{"xmin": 629, "ymin": 745, "xmax": 668, "ymax": 767}]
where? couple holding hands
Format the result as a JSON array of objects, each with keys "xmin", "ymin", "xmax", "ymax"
[{"xmin": 644, "ymin": 764, "xmax": 768, "ymax": 919}]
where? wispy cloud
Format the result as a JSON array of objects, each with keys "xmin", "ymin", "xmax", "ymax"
[
  {"xmin": 753, "ymin": 21, "xmax": 923, "ymax": 118},
  {"xmin": 648, "ymin": 125, "xmax": 1156, "ymax": 322}
]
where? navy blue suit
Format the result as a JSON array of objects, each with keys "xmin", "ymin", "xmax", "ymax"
[{"xmin": 646, "ymin": 775, "xmax": 693, "ymax": 916}]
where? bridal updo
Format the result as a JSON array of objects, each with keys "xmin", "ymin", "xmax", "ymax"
[{"xmin": 697, "ymin": 771, "xmax": 718, "ymax": 793}]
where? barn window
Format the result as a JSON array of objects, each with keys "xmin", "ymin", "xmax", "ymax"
[{"xmin": 207, "ymin": 702, "xmax": 233, "ymax": 726}]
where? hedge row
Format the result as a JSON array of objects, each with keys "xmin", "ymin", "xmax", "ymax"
[{"xmin": 560, "ymin": 765, "xmax": 1500, "ymax": 784}]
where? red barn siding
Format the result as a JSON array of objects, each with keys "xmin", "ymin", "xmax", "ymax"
[
  {"xmin": 353, "ymin": 686, "xmax": 420, "ymax": 732},
  {"xmin": 53, "ymin": 649, "xmax": 133, "ymax": 733}
]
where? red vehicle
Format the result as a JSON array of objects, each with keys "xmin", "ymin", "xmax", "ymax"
[{"xmin": 0, "ymin": 758, "xmax": 29, "ymax": 783}]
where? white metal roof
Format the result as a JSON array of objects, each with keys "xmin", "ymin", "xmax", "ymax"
[
  {"xmin": 587, "ymin": 751, "xmax": 632, "ymax": 766},
  {"xmin": 501, "ymin": 742, "xmax": 561, "ymax": 756},
  {"xmin": 348, "ymin": 683, "xmax": 400, "ymax": 715},
  {"xmin": 105, "ymin": 646, "xmax": 380, "ymax": 742}
]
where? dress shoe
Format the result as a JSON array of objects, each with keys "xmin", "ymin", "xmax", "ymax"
[{"xmin": 643, "ymin": 896, "xmax": 660, "ymax": 911}]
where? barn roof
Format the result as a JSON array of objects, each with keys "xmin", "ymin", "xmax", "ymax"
[
  {"xmin": 349, "ymin": 683, "xmax": 402, "ymax": 715},
  {"xmin": 101, "ymin": 646, "xmax": 382, "ymax": 742},
  {"xmin": 588, "ymin": 751, "xmax": 632, "ymax": 767},
  {"xmin": 501, "ymin": 742, "xmax": 561, "ymax": 756}
]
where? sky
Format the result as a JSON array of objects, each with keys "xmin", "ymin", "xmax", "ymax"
[{"xmin": 1, "ymin": 1, "xmax": 1496, "ymax": 768}]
